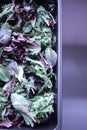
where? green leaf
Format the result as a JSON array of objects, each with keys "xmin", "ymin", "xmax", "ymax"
[
  {"xmin": 0, "ymin": 47, "xmax": 3, "ymax": 58},
  {"xmin": 0, "ymin": 64, "xmax": 11, "ymax": 82},
  {"xmin": 22, "ymin": 113, "xmax": 34, "ymax": 127},
  {"xmin": 22, "ymin": 77, "xmax": 36, "ymax": 93},
  {"xmin": 0, "ymin": 4, "xmax": 14, "ymax": 18},
  {"xmin": 26, "ymin": 57, "xmax": 53, "ymax": 92},
  {"xmin": 3, "ymin": 82, "xmax": 10, "ymax": 91},
  {"xmin": 30, "ymin": 92, "xmax": 54, "ymax": 123},
  {"xmin": 11, "ymin": 93, "xmax": 29, "ymax": 112},
  {"xmin": 45, "ymin": 48, "xmax": 57, "ymax": 67},
  {"xmin": 23, "ymin": 22, "xmax": 32, "ymax": 34},
  {"xmin": 11, "ymin": 93, "xmax": 36, "ymax": 126},
  {"xmin": 26, "ymin": 57, "xmax": 44, "ymax": 67},
  {"xmin": 38, "ymin": 78, "xmax": 52, "ymax": 93},
  {"xmin": 1, "ymin": 107, "xmax": 6, "ymax": 120}
]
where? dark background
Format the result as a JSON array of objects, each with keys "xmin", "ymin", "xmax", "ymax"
[{"xmin": 62, "ymin": 0, "xmax": 87, "ymax": 130}]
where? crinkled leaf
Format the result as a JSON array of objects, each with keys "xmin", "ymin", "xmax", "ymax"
[
  {"xmin": 22, "ymin": 77, "xmax": 36, "ymax": 93},
  {"xmin": 38, "ymin": 78, "xmax": 52, "ymax": 93},
  {"xmin": 30, "ymin": 93, "xmax": 54, "ymax": 123},
  {"xmin": 26, "ymin": 57, "xmax": 54, "ymax": 92},
  {"xmin": 37, "ymin": 6, "xmax": 56, "ymax": 26},
  {"xmin": 45, "ymin": 48, "xmax": 57, "ymax": 67},
  {"xmin": 30, "ymin": 6, "xmax": 53, "ymax": 46},
  {"xmin": 0, "ymin": 64, "xmax": 11, "ymax": 82}
]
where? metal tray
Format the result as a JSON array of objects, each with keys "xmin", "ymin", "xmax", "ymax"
[{"xmin": 0, "ymin": 0, "xmax": 62, "ymax": 130}]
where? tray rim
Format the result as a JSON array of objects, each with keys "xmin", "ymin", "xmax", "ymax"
[{"xmin": 54, "ymin": 0, "xmax": 62, "ymax": 130}]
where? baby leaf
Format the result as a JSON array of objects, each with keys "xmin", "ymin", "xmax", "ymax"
[
  {"xmin": 0, "ymin": 28, "xmax": 12, "ymax": 46},
  {"xmin": 0, "ymin": 64, "xmax": 11, "ymax": 82},
  {"xmin": 7, "ymin": 61, "xmax": 24, "ymax": 82},
  {"xmin": 23, "ymin": 22, "xmax": 32, "ymax": 33},
  {"xmin": 45, "ymin": 48, "xmax": 57, "ymax": 67},
  {"xmin": 11, "ymin": 93, "xmax": 36, "ymax": 124}
]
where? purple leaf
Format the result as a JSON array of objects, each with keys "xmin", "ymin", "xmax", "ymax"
[
  {"xmin": 0, "ymin": 120, "xmax": 12, "ymax": 128},
  {"xmin": 0, "ymin": 29, "xmax": 12, "ymax": 46}
]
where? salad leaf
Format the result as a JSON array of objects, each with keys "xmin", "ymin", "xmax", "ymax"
[
  {"xmin": 23, "ymin": 22, "xmax": 32, "ymax": 34},
  {"xmin": 0, "ymin": 1, "xmax": 57, "ymax": 128},
  {"xmin": 11, "ymin": 93, "xmax": 36, "ymax": 125},
  {"xmin": 26, "ymin": 57, "xmax": 53, "ymax": 93},
  {"xmin": 0, "ymin": 64, "xmax": 11, "ymax": 82},
  {"xmin": 0, "ymin": 120, "xmax": 12, "ymax": 128},
  {"xmin": 45, "ymin": 47, "xmax": 57, "ymax": 67},
  {"xmin": 0, "ymin": 4, "xmax": 14, "ymax": 18},
  {"xmin": 7, "ymin": 61, "xmax": 24, "ymax": 82},
  {"xmin": 30, "ymin": 93, "xmax": 54, "ymax": 123},
  {"xmin": 21, "ymin": 77, "xmax": 36, "ymax": 94},
  {"xmin": 0, "ymin": 28, "xmax": 12, "ymax": 46}
]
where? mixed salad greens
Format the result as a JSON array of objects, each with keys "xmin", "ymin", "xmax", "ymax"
[{"xmin": 0, "ymin": 0, "xmax": 57, "ymax": 128}]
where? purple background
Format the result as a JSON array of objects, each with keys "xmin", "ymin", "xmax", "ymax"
[
  {"xmin": 62, "ymin": 0, "xmax": 87, "ymax": 130},
  {"xmin": 63, "ymin": 0, "xmax": 87, "ymax": 45}
]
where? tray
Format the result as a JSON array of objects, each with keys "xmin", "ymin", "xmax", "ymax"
[{"xmin": 0, "ymin": 0, "xmax": 62, "ymax": 130}]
